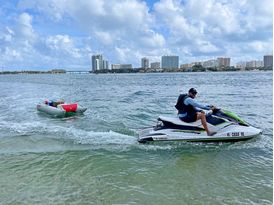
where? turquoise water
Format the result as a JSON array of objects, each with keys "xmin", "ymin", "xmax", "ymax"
[{"xmin": 0, "ymin": 71, "xmax": 272, "ymax": 204}]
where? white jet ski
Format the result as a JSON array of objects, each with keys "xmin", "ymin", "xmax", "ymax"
[{"xmin": 138, "ymin": 109, "xmax": 261, "ymax": 143}]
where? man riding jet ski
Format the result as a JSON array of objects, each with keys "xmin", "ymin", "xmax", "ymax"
[
  {"xmin": 138, "ymin": 88, "xmax": 261, "ymax": 143},
  {"xmin": 175, "ymin": 88, "xmax": 216, "ymax": 136}
]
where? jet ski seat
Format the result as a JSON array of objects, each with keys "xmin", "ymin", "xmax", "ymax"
[{"xmin": 158, "ymin": 116, "xmax": 202, "ymax": 127}]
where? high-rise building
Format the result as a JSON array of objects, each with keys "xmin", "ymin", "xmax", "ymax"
[
  {"xmin": 256, "ymin": 60, "xmax": 263, "ymax": 67},
  {"xmin": 263, "ymin": 55, "xmax": 273, "ymax": 68},
  {"xmin": 92, "ymin": 54, "xmax": 103, "ymax": 71},
  {"xmin": 103, "ymin": 60, "xmax": 109, "ymax": 70},
  {"xmin": 111, "ymin": 64, "xmax": 120, "ymax": 70},
  {"xmin": 246, "ymin": 61, "xmax": 256, "ymax": 68},
  {"xmin": 151, "ymin": 62, "xmax": 160, "ymax": 69},
  {"xmin": 202, "ymin": 59, "xmax": 218, "ymax": 68},
  {"xmin": 246, "ymin": 60, "xmax": 263, "ymax": 68},
  {"xmin": 180, "ymin": 64, "xmax": 191, "ymax": 69},
  {"xmin": 217, "ymin": 57, "xmax": 230, "ymax": 67},
  {"xmin": 161, "ymin": 55, "xmax": 179, "ymax": 69},
  {"xmin": 91, "ymin": 54, "xmax": 109, "ymax": 71},
  {"xmin": 141, "ymin": 57, "xmax": 149, "ymax": 69}
]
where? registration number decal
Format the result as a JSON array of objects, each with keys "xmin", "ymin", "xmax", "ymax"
[
  {"xmin": 227, "ymin": 132, "xmax": 245, "ymax": 137},
  {"xmin": 153, "ymin": 136, "xmax": 167, "ymax": 140}
]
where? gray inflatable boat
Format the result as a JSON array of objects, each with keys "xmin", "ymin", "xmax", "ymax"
[{"xmin": 37, "ymin": 100, "xmax": 87, "ymax": 117}]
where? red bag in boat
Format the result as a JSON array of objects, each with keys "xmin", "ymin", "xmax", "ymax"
[{"xmin": 61, "ymin": 104, "xmax": 78, "ymax": 112}]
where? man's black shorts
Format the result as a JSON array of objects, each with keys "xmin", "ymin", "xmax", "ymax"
[{"xmin": 179, "ymin": 113, "xmax": 197, "ymax": 123}]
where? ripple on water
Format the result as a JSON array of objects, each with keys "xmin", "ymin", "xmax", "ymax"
[{"xmin": 0, "ymin": 72, "xmax": 272, "ymax": 204}]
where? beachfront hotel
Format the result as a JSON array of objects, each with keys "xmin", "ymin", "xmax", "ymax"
[{"xmin": 161, "ymin": 55, "xmax": 179, "ymax": 69}]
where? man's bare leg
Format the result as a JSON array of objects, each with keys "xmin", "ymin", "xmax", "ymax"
[{"xmin": 196, "ymin": 112, "xmax": 213, "ymax": 136}]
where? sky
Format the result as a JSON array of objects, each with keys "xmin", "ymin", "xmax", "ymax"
[{"xmin": 0, "ymin": 0, "xmax": 273, "ymax": 70}]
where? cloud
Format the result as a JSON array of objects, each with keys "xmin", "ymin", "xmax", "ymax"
[
  {"xmin": 115, "ymin": 47, "xmax": 132, "ymax": 63},
  {"xmin": 0, "ymin": 27, "xmax": 14, "ymax": 44},
  {"xmin": 153, "ymin": 0, "xmax": 272, "ymax": 62},
  {"xmin": 13, "ymin": 0, "xmax": 165, "ymax": 68},
  {"xmin": 139, "ymin": 30, "xmax": 166, "ymax": 48},
  {"xmin": 196, "ymin": 40, "xmax": 220, "ymax": 53},
  {"xmin": 0, "ymin": 11, "xmax": 92, "ymax": 69},
  {"xmin": 18, "ymin": 0, "xmax": 68, "ymax": 22},
  {"xmin": 44, "ymin": 35, "xmax": 81, "ymax": 58},
  {"xmin": 0, "ymin": 0, "xmax": 272, "ymax": 69},
  {"xmin": 16, "ymin": 12, "xmax": 37, "ymax": 42},
  {"xmin": 247, "ymin": 41, "xmax": 272, "ymax": 53}
]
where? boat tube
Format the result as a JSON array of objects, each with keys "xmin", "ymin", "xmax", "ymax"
[
  {"xmin": 37, "ymin": 100, "xmax": 87, "ymax": 117},
  {"xmin": 138, "ymin": 109, "xmax": 262, "ymax": 143}
]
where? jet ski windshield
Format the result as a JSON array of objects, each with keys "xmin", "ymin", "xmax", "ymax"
[{"xmin": 205, "ymin": 114, "xmax": 226, "ymax": 125}]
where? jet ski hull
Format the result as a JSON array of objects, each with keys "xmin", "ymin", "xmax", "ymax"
[{"xmin": 138, "ymin": 130, "xmax": 260, "ymax": 143}]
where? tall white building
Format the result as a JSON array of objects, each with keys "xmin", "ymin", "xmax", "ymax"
[
  {"xmin": 92, "ymin": 54, "xmax": 102, "ymax": 71},
  {"xmin": 246, "ymin": 60, "xmax": 263, "ymax": 68},
  {"xmin": 217, "ymin": 57, "xmax": 230, "ymax": 67},
  {"xmin": 202, "ymin": 59, "xmax": 218, "ymax": 68},
  {"xmin": 264, "ymin": 55, "xmax": 273, "ymax": 68},
  {"xmin": 141, "ymin": 57, "xmax": 149, "ymax": 69},
  {"xmin": 103, "ymin": 60, "xmax": 109, "ymax": 70},
  {"xmin": 161, "ymin": 55, "xmax": 179, "ymax": 69},
  {"xmin": 151, "ymin": 62, "xmax": 160, "ymax": 69},
  {"xmin": 92, "ymin": 54, "xmax": 108, "ymax": 71}
]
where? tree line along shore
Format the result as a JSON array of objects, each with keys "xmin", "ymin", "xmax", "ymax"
[{"xmin": 0, "ymin": 65, "xmax": 272, "ymax": 75}]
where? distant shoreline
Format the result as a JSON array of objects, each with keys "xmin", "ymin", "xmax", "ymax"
[{"xmin": 0, "ymin": 67, "xmax": 272, "ymax": 75}]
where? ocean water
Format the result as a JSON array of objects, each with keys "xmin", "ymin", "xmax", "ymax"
[{"xmin": 0, "ymin": 71, "xmax": 272, "ymax": 204}]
